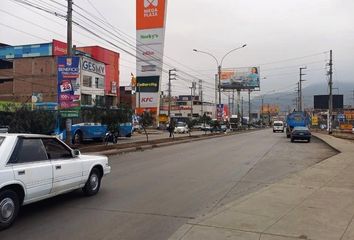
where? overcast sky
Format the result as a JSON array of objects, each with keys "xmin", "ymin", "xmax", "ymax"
[{"xmin": 1, "ymin": 0, "xmax": 354, "ymax": 103}]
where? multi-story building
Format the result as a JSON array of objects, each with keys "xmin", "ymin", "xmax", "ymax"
[
  {"xmin": 159, "ymin": 95, "xmax": 215, "ymax": 122},
  {"xmin": 0, "ymin": 40, "xmax": 120, "ymax": 108}
]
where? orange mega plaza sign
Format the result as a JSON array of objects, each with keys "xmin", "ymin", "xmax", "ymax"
[{"xmin": 136, "ymin": 0, "xmax": 166, "ymax": 30}]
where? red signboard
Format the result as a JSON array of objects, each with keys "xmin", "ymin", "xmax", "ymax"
[{"xmin": 52, "ymin": 39, "xmax": 67, "ymax": 56}]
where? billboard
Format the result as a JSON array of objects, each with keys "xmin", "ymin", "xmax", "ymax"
[
  {"xmin": 57, "ymin": 56, "xmax": 81, "ymax": 114},
  {"xmin": 136, "ymin": 76, "xmax": 159, "ymax": 92},
  {"xmin": 220, "ymin": 67, "xmax": 260, "ymax": 90},
  {"xmin": 314, "ymin": 95, "xmax": 343, "ymax": 110},
  {"xmin": 261, "ymin": 105, "xmax": 280, "ymax": 115},
  {"xmin": 136, "ymin": 0, "xmax": 168, "ymax": 121}
]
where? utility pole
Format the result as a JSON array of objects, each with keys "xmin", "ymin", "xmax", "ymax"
[
  {"xmin": 299, "ymin": 67, "xmax": 307, "ymax": 111},
  {"xmin": 65, "ymin": 0, "xmax": 73, "ymax": 145},
  {"xmin": 190, "ymin": 82, "xmax": 196, "ymax": 119},
  {"xmin": 214, "ymin": 74, "xmax": 218, "ymax": 118},
  {"xmin": 228, "ymin": 94, "xmax": 231, "ymax": 117},
  {"xmin": 218, "ymin": 65, "xmax": 221, "ymax": 105},
  {"xmin": 232, "ymin": 89, "xmax": 235, "ymax": 115},
  {"xmin": 248, "ymin": 89, "xmax": 251, "ymax": 129},
  {"xmin": 261, "ymin": 97, "xmax": 264, "ymax": 126},
  {"xmin": 328, "ymin": 50, "xmax": 333, "ymax": 134},
  {"xmin": 168, "ymin": 69, "xmax": 176, "ymax": 121},
  {"xmin": 268, "ymin": 103, "xmax": 271, "ymax": 126},
  {"xmin": 199, "ymin": 80, "xmax": 203, "ymax": 116},
  {"xmin": 296, "ymin": 82, "xmax": 300, "ymax": 111},
  {"xmin": 241, "ymin": 96, "xmax": 244, "ymax": 125},
  {"xmin": 67, "ymin": 0, "xmax": 73, "ymax": 56}
]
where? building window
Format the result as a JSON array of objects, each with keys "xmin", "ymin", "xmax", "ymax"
[
  {"xmin": 83, "ymin": 75, "xmax": 92, "ymax": 87},
  {"xmin": 175, "ymin": 113, "xmax": 182, "ymax": 116},
  {"xmin": 81, "ymin": 94, "xmax": 92, "ymax": 105},
  {"xmin": 95, "ymin": 77, "xmax": 104, "ymax": 89},
  {"xmin": 95, "ymin": 95, "xmax": 105, "ymax": 107}
]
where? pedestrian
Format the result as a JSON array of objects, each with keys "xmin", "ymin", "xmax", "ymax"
[{"xmin": 168, "ymin": 121, "xmax": 175, "ymax": 138}]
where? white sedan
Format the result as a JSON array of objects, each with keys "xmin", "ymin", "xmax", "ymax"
[
  {"xmin": 174, "ymin": 123, "xmax": 189, "ymax": 134},
  {"xmin": 0, "ymin": 134, "xmax": 111, "ymax": 230}
]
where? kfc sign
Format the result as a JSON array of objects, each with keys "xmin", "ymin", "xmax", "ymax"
[{"xmin": 137, "ymin": 92, "xmax": 158, "ymax": 108}]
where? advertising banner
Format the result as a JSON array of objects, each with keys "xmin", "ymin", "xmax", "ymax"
[
  {"xmin": 57, "ymin": 56, "xmax": 81, "ymax": 115},
  {"xmin": 136, "ymin": 92, "xmax": 159, "ymax": 108},
  {"xmin": 136, "ymin": 0, "xmax": 168, "ymax": 121},
  {"xmin": 216, "ymin": 104, "xmax": 224, "ymax": 121},
  {"xmin": 220, "ymin": 67, "xmax": 260, "ymax": 90},
  {"xmin": 311, "ymin": 116, "xmax": 318, "ymax": 126},
  {"xmin": 136, "ymin": 0, "xmax": 166, "ymax": 30},
  {"xmin": 136, "ymin": 76, "xmax": 160, "ymax": 92}
]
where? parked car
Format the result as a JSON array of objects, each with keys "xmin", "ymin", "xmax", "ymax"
[
  {"xmin": 0, "ymin": 134, "xmax": 111, "ymax": 230},
  {"xmin": 200, "ymin": 124, "xmax": 212, "ymax": 132},
  {"xmin": 174, "ymin": 122, "xmax": 189, "ymax": 134},
  {"xmin": 211, "ymin": 125, "xmax": 227, "ymax": 133},
  {"xmin": 291, "ymin": 126, "xmax": 311, "ymax": 143},
  {"xmin": 273, "ymin": 121, "xmax": 284, "ymax": 133}
]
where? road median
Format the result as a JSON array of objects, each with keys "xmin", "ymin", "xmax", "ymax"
[
  {"xmin": 82, "ymin": 129, "xmax": 260, "ymax": 156},
  {"xmin": 169, "ymin": 133, "xmax": 354, "ymax": 240}
]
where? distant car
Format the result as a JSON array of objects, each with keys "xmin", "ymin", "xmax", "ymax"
[
  {"xmin": 291, "ymin": 126, "xmax": 311, "ymax": 143},
  {"xmin": 0, "ymin": 126, "xmax": 8, "ymax": 133},
  {"xmin": 174, "ymin": 122, "xmax": 189, "ymax": 134},
  {"xmin": 211, "ymin": 125, "xmax": 227, "ymax": 133},
  {"xmin": 200, "ymin": 124, "xmax": 212, "ymax": 132},
  {"xmin": 0, "ymin": 134, "xmax": 111, "ymax": 230},
  {"xmin": 273, "ymin": 121, "xmax": 284, "ymax": 133}
]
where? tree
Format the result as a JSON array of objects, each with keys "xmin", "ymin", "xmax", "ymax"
[
  {"xmin": 139, "ymin": 111, "xmax": 153, "ymax": 142},
  {"xmin": 7, "ymin": 107, "xmax": 56, "ymax": 134}
]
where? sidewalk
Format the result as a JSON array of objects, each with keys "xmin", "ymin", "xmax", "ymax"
[{"xmin": 169, "ymin": 133, "xmax": 354, "ymax": 240}]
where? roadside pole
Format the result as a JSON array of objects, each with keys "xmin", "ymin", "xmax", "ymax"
[
  {"xmin": 299, "ymin": 67, "xmax": 307, "ymax": 111},
  {"xmin": 328, "ymin": 50, "xmax": 333, "ymax": 134},
  {"xmin": 248, "ymin": 89, "xmax": 251, "ymax": 129},
  {"xmin": 65, "ymin": 0, "xmax": 73, "ymax": 145},
  {"xmin": 168, "ymin": 69, "xmax": 176, "ymax": 122}
]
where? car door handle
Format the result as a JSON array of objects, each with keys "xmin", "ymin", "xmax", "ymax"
[
  {"xmin": 55, "ymin": 165, "xmax": 62, "ymax": 170},
  {"xmin": 18, "ymin": 170, "xmax": 25, "ymax": 175}
]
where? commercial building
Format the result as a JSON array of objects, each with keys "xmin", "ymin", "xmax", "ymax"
[
  {"xmin": 0, "ymin": 40, "xmax": 120, "ymax": 108},
  {"xmin": 159, "ymin": 95, "xmax": 216, "ymax": 122}
]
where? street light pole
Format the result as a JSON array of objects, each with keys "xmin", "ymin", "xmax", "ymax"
[{"xmin": 193, "ymin": 44, "xmax": 247, "ymax": 115}]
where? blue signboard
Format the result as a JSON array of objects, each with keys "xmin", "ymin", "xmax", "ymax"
[
  {"xmin": 0, "ymin": 43, "xmax": 52, "ymax": 59},
  {"xmin": 57, "ymin": 56, "xmax": 81, "ymax": 114}
]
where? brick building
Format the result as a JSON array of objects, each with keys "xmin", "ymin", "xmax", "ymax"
[{"xmin": 0, "ymin": 40, "xmax": 120, "ymax": 108}]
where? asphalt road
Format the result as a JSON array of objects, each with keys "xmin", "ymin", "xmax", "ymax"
[{"xmin": 0, "ymin": 129, "xmax": 337, "ymax": 240}]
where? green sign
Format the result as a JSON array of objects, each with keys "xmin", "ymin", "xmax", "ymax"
[{"xmin": 60, "ymin": 110, "xmax": 79, "ymax": 118}]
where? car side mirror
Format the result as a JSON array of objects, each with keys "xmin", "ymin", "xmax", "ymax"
[{"xmin": 72, "ymin": 149, "xmax": 81, "ymax": 157}]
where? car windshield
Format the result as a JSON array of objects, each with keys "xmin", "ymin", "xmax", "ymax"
[
  {"xmin": 274, "ymin": 123, "xmax": 283, "ymax": 126},
  {"xmin": 294, "ymin": 127, "xmax": 309, "ymax": 131},
  {"xmin": 176, "ymin": 123, "xmax": 186, "ymax": 127},
  {"xmin": 0, "ymin": 137, "xmax": 4, "ymax": 146}
]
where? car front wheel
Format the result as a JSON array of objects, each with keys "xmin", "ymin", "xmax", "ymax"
[
  {"xmin": 82, "ymin": 168, "xmax": 101, "ymax": 196},
  {"xmin": 0, "ymin": 190, "xmax": 20, "ymax": 230}
]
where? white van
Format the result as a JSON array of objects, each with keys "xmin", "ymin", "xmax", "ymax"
[{"xmin": 273, "ymin": 121, "xmax": 284, "ymax": 133}]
